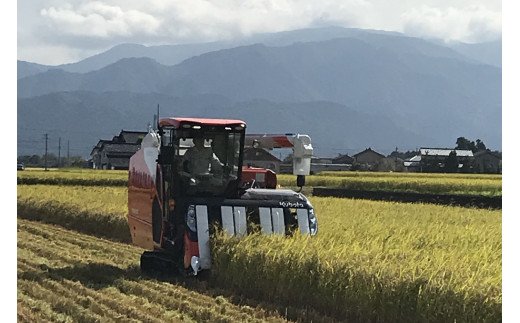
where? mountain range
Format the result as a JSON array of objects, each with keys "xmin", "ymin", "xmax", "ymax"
[{"xmin": 17, "ymin": 26, "xmax": 501, "ymax": 158}]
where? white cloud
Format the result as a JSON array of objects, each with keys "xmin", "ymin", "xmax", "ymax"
[
  {"xmin": 17, "ymin": 43, "xmax": 98, "ymax": 65},
  {"xmin": 38, "ymin": 0, "xmax": 372, "ymax": 42},
  {"xmin": 18, "ymin": 0, "xmax": 502, "ymax": 64},
  {"xmin": 401, "ymin": 5, "xmax": 501, "ymax": 43},
  {"xmin": 40, "ymin": 1, "xmax": 161, "ymax": 38}
]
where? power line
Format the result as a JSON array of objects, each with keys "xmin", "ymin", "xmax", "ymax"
[
  {"xmin": 17, "ymin": 141, "xmax": 94, "ymax": 149},
  {"xmin": 17, "ymin": 125, "xmax": 143, "ymax": 137}
]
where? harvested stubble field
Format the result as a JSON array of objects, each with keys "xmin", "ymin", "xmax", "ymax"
[
  {"xmin": 17, "ymin": 182, "xmax": 501, "ymax": 322},
  {"xmin": 17, "ymin": 219, "xmax": 289, "ymax": 323}
]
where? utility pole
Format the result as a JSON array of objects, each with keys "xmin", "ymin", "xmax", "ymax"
[
  {"xmin": 44, "ymin": 134, "xmax": 48, "ymax": 171},
  {"xmin": 58, "ymin": 137, "xmax": 61, "ymax": 168},
  {"xmin": 67, "ymin": 140, "xmax": 70, "ymax": 166}
]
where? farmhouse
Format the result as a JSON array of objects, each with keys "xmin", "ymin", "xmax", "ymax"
[
  {"xmin": 352, "ymin": 148, "xmax": 385, "ymax": 170},
  {"xmin": 90, "ymin": 130, "xmax": 147, "ymax": 170},
  {"xmin": 376, "ymin": 156, "xmax": 405, "ymax": 172},
  {"xmin": 332, "ymin": 154, "xmax": 354, "ymax": 164},
  {"xmin": 419, "ymin": 148, "xmax": 474, "ymax": 172},
  {"xmin": 404, "ymin": 155, "xmax": 422, "ymax": 172},
  {"xmin": 113, "ymin": 130, "xmax": 147, "ymax": 145}
]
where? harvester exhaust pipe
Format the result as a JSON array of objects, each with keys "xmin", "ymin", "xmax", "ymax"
[{"xmin": 296, "ymin": 175, "xmax": 306, "ymax": 191}]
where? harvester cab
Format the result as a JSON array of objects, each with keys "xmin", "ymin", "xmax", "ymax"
[{"xmin": 128, "ymin": 117, "xmax": 317, "ymax": 275}]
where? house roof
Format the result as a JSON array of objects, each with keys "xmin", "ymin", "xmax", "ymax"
[
  {"xmin": 420, "ymin": 148, "xmax": 473, "ymax": 157},
  {"xmin": 102, "ymin": 143, "xmax": 140, "ymax": 155},
  {"xmin": 332, "ymin": 154, "xmax": 354, "ymax": 164},
  {"xmin": 407, "ymin": 155, "xmax": 422, "ymax": 162},
  {"xmin": 90, "ymin": 140, "xmax": 112, "ymax": 156},
  {"xmin": 403, "ymin": 155, "xmax": 421, "ymax": 167},
  {"xmin": 91, "ymin": 135, "xmax": 143, "ymax": 157},
  {"xmin": 353, "ymin": 148, "xmax": 385, "ymax": 158},
  {"xmin": 243, "ymin": 148, "xmax": 281, "ymax": 162},
  {"xmin": 97, "ymin": 139, "xmax": 112, "ymax": 146},
  {"xmin": 118, "ymin": 130, "xmax": 147, "ymax": 144}
]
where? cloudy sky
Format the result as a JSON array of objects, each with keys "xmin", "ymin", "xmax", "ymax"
[{"xmin": 17, "ymin": 0, "xmax": 502, "ymax": 65}]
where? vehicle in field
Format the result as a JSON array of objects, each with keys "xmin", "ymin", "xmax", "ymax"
[
  {"xmin": 17, "ymin": 162, "xmax": 25, "ymax": 171},
  {"xmin": 128, "ymin": 117, "xmax": 317, "ymax": 275}
]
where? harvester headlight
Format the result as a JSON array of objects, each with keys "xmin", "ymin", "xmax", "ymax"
[
  {"xmin": 186, "ymin": 205, "xmax": 197, "ymax": 232},
  {"xmin": 308, "ymin": 208, "xmax": 318, "ymax": 236}
]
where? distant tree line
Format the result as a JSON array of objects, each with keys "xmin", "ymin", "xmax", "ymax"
[
  {"xmin": 18, "ymin": 153, "xmax": 87, "ymax": 168},
  {"xmin": 455, "ymin": 137, "xmax": 487, "ymax": 153}
]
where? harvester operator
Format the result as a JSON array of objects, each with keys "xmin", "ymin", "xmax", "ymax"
[{"xmin": 182, "ymin": 137, "xmax": 223, "ymax": 177}]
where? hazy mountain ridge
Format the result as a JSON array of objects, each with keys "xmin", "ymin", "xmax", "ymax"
[
  {"xmin": 18, "ymin": 61, "xmax": 53, "ymax": 79},
  {"xmin": 17, "ymin": 26, "xmax": 501, "ymax": 77},
  {"xmin": 17, "ymin": 91, "xmax": 431, "ymax": 158},
  {"xmin": 17, "ymin": 27, "xmax": 502, "ymax": 157},
  {"xmin": 159, "ymin": 38, "xmax": 500, "ymax": 147},
  {"xmin": 445, "ymin": 40, "xmax": 501, "ymax": 67},
  {"xmin": 18, "ymin": 57, "xmax": 170, "ymax": 97}
]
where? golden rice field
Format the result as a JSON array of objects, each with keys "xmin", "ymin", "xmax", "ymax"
[
  {"xmin": 17, "ymin": 219, "xmax": 289, "ymax": 323},
  {"xmin": 212, "ymin": 198, "xmax": 501, "ymax": 321},
  {"xmin": 18, "ymin": 168, "xmax": 502, "ymax": 197},
  {"xmin": 17, "ymin": 168, "xmax": 128, "ymax": 186},
  {"xmin": 313, "ymin": 170, "xmax": 502, "ymax": 180},
  {"xmin": 17, "ymin": 183, "xmax": 501, "ymax": 321},
  {"xmin": 278, "ymin": 172, "xmax": 502, "ymax": 196},
  {"xmin": 17, "ymin": 185, "xmax": 129, "ymax": 242}
]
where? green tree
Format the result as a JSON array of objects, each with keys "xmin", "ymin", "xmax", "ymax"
[
  {"xmin": 455, "ymin": 137, "xmax": 476, "ymax": 151},
  {"xmin": 19, "ymin": 155, "xmax": 41, "ymax": 166},
  {"xmin": 475, "ymin": 139, "xmax": 487, "ymax": 151},
  {"xmin": 69, "ymin": 157, "xmax": 87, "ymax": 168},
  {"xmin": 17, "ymin": 153, "xmax": 86, "ymax": 168},
  {"xmin": 455, "ymin": 137, "xmax": 487, "ymax": 153},
  {"xmin": 444, "ymin": 150, "xmax": 459, "ymax": 173}
]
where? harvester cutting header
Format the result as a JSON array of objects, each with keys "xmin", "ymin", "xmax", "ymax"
[{"xmin": 128, "ymin": 116, "xmax": 317, "ymax": 275}]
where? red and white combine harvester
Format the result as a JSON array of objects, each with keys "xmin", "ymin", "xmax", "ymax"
[{"xmin": 127, "ymin": 117, "xmax": 317, "ymax": 275}]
